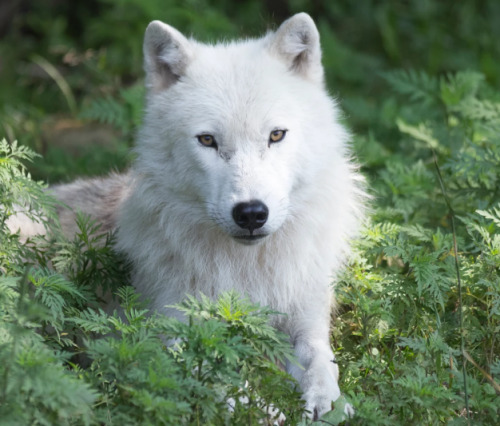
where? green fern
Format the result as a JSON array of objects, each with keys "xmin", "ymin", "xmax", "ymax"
[
  {"xmin": 382, "ymin": 69, "xmax": 440, "ymax": 107},
  {"xmin": 79, "ymin": 83, "xmax": 145, "ymax": 138}
]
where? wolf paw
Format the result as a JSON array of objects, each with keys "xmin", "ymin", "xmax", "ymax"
[
  {"xmin": 344, "ymin": 402, "xmax": 355, "ymax": 417},
  {"xmin": 305, "ymin": 392, "xmax": 354, "ymax": 421}
]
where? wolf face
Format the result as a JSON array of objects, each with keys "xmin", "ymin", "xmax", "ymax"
[{"xmin": 136, "ymin": 14, "xmax": 348, "ymax": 246}]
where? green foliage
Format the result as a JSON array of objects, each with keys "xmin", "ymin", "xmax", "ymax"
[
  {"xmin": 334, "ymin": 70, "xmax": 500, "ymax": 424},
  {"xmin": 0, "ymin": 139, "xmax": 57, "ymax": 275},
  {"xmin": 78, "ymin": 292, "xmax": 305, "ymax": 425},
  {"xmin": 0, "ymin": 142, "xmax": 96, "ymax": 423},
  {"xmin": 79, "ymin": 83, "xmax": 145, "ymax": 141}
]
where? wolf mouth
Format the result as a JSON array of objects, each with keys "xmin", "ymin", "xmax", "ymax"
[{"xmin": 233, "ymin": 234, "xmax": 269, "ymax": 244}]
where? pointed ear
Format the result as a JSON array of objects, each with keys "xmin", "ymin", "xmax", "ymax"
[
  {"xmin": 143, "ymin": 21, "xmax": 193, "ymax": 92},
  {"xmin": 268, "ymin": 13, "xmax": 323, "ymax": 83}
]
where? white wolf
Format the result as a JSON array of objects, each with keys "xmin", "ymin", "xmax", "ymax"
[{"xmin": 9, "ymin": 13, "xmax": 366, "ymax": 420}]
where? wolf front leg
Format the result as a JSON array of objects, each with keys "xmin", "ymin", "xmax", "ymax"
[{"xmin": 286, "ymin": 314, "xmax": 354, "ymax": 420}]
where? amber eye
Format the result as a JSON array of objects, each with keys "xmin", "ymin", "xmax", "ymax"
[
  {"xmin": 197, "ymin": 134, "xmax": 217, "ymax": 149},
  {"xmin": 269, "ymin": 129, "xmax": 287, "ymax": 144}
]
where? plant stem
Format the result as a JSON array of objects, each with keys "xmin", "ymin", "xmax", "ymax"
[{"xmin": 432, "ymin": 149, "xmax": 470, "ymax": 424}]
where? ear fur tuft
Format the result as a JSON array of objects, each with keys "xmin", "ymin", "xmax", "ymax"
[
  {"xmin": 268, "ymin": 13, "xmax": 323, "ymax": 83},
  {"xmin": 143, "ymin": 21, "xmax": 193, "ymax": 92}
]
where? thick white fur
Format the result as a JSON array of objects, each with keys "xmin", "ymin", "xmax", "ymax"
[
  {"xmin": 7, "ymin": 13, "xmax": 365, "ymax": 420},
  {"xmin": 118, "ymin": 13, "xmax": 365, "ymax": 419}
]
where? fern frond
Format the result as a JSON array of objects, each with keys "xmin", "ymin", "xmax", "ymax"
[
  {"xmin": 382, "ymin": 69, "xmax": 439, "ymax": 106},
  {"xmin": 440, "ymin": 71, "xmax": 485, "ymax": 107},
  {"xmin": 80, "ymin": 96, "xmax": 128, "ymax": 131}
]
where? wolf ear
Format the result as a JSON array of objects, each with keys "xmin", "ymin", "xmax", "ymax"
[
  {"xmin": 143, "ymin": 21, "xmax": 193, "ymax": 92},
  {"xmin": 268, "ymin": 13, "xmax": 323, "ymax": 83}
]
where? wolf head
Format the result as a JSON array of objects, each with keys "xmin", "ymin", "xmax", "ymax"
[{"xmin": 136, "ymin": 13, "xmax": 350, "ymax": 246}]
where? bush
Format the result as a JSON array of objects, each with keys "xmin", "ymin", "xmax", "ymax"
[{"xmin": 334, "ymin": 71, "xmax": 500, "ymax": 424}]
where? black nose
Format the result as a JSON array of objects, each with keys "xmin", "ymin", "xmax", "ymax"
[{"xmin": 232, "ymin": 200, "xmax": 269, "ymax": 233}]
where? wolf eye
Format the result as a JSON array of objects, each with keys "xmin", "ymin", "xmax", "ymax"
[
  {"xmin": 197, "ymin": 134, "xmax": 218, "ymax": 149},
  {"xmin": 269, "ymin": 129, "xmax": 287, "ymax": 145}
]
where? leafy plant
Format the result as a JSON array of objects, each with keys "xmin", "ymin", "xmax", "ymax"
[
  {"xmin": 79, "ymin": 291, "xmax": 305, "ymax": 425},
  {"xmin": 0, "ymin": 140, "xmax": 97, "ymax": 425},
  {"xmin": 334, "ymin": 70, "xmax": 500, "ymax": 425}
]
